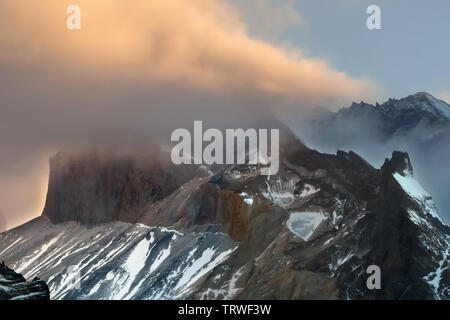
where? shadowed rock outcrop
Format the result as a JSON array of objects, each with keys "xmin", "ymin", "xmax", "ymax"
[{"xmin": 0, "ymin": 262, "xmax": 49, "ymax": 300}]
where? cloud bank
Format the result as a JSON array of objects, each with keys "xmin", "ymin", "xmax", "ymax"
[
  {"xmin": 0, "ymin": 0, "xmax": 381, "ymax": 229},
  {"xmin": 0, "ymin": 0, "xmax": 379, "ymax": 106}
]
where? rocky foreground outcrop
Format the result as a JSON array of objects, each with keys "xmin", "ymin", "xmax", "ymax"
[
  {"xmin": 0, "ymin": 130, "xmax": 448, "ymax": 300},
  {"xmin": 0, "ymin": 262, "xmax": 49, "ymax": 300}
]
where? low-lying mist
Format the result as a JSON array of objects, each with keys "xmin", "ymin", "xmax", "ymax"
[{"xmin": 288, "ymin": 108, "xmax": 450, "ymax": 224}]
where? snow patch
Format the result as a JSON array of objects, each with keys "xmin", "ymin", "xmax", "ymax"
[
  {"xmin": 174, "ymin": 247, "xmax": 236, "ymax": 297},
  {"xmin": 286, "ymin": 211, "xmax": 327, "ymax": 241},
  {"xmin": 260, "ymin": 178, "xmax": 297, "ymax": 209},
  {"xmin": 423, "ymin": 243, "xmax": 449, "ymax": 299},
  {"xmin": 239, "ymin": 192, "xmax": 253, "ymax": 205},
  {"xmin": 124, "ymin": 235, "xmax": 152, "ymax": 277},
  {"xmin": 299, "ymin": 184, "xmax": 320, "ymax": 197}
]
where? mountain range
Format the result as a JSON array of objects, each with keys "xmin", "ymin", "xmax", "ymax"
[
  {"xmin": 295, "ymin": 92, "xmax": 450, "ymax": 225},
  {"xmin": 0, "ymin": 120, "xmax": 448, "ymax": 299}
]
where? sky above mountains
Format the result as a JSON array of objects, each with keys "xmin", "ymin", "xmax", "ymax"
[
  {"xmin": 0, "ymin": 0, "xmax": 448, "ymax": 229},
  {"xmin": 233, "ymin": 0, "xmax": 450, "ymax": 102}
]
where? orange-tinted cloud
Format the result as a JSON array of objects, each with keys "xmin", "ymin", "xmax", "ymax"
[{"xmin": 0, "ymin": 0, "xmax": 381, "ymax": 107}]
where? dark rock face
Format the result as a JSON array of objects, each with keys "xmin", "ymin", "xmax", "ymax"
[
  {"xmin": 381, "ymin": 151, "xmax": 413, "ymax": 175},
  {"xmin": 187, "ymin": 145, "xmax": 449, "ymax": 299},
  {"xmin": 42, "ymin": 148, "xmax": 199, "ymax": 224},
  {"xmin": 0, "ymin": 262, "xmax": 49, "ymax": 300},
  {"xmin": 367, "ymin": 152, "xmax": 450, "ymax": 299}
]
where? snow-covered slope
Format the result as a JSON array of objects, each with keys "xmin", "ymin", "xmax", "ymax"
[
  {"xmin": 0, "ymin": 218, "xmax": 235, "ymax": 299},
  {"xmin": 381, "ymin": 152, "xmax": 449, "ymax": 299},
  {"xmin": 393, "ymin": 171, "xmax": 443, "ymax": 224},
  {"xmin": 375, "ymin": 92, "xmax": 450, "ymax": 120},
  {"xmin": 408, "ymin": 92, "xmax": 450, "ymax": 119}
]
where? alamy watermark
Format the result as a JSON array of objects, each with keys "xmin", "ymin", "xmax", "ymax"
[
  {"xmin": 367, "ymin": 5, "xmax": 381, "ymax": 30},
  {"xmin": 171, "ymin": 121, "xmax": 279, "ymax": 175},
  {"xmin": 66, "ymin": 4, "xmax": 81, "ymax": 30},
  {"xmin": 65, "ymin": 5, "xmax": 381, "ymax": 32},
  {"xmin": 66, "ymin": 4, "xmax": 380, "ymax": 31},
  {"xmin": 366, "ymin": 265, "xmax": 381, "ymax": 289}
]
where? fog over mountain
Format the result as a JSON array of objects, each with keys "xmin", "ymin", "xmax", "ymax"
[
  {"xmin": 289, "ymin": 92, "xmax": 450, "ymax": 224},
  {"xmin": 0, "ymin": 212, "xmax": 6, "ymax": 233},
  {"xmin": 0, "ymin": 0, "xmax": 381, "ymax": 230}
]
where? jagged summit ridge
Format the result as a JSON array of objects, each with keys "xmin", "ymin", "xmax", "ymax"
[
  {"xmin": 344, "ymin": 92, "xmax": 450, "ymax": 121},
  {"xmin": 381, "ymin": 151, "xmax": 413, "ymax": 176},
  {"xmin": 383, "ymin": 151, "xmax": 445, "ymax": 225}
]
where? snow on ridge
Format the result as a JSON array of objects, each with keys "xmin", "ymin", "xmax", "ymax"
[
  {"xmin": 173, "ymin": 246, "xmax": 237, "ymax": 298},
  {"xmin": 375, "ymin": 92, "xmax": 450, "ymax": 120},
  {"xmin": 418, "ymin": 92, "xmax": 450, "ymax": 118},
  {"xmin": 423, "ymin": 242, "xmax": 450, "ymax": 299},
  {"xmin": 0, "ymin": 219, "xmax": 237, "ymax": 300},
  {"xmin": 260, "ymin": 178, "xmax": 297, "ymax": 209},
  {"xmin": 393, "ymin": 172, "xmax": 444, "ymax": 224}
]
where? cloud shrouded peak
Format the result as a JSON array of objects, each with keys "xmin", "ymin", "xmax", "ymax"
[{"xmin": 0, "ymin": 0, "xmax": 382, "ymax": 229}]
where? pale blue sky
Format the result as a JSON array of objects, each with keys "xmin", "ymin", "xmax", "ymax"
[{"xmin": 232, "ymin": 0, "xmax": 450, "ymax": 103}]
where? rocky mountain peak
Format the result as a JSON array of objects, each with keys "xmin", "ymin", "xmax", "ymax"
[
  {"xmin": 412, "ymin": 91, "xmax": 435, "ymax": 100},
  {"xmin": 339, "ymin": 92, "xmax": 450, "ymax": 122},
  {"xmin": 0, "ymin": 262, "xmax": 49, "ymax": 300},
  {"xmin": 378, "ymin": 92, "xmax": 450, "ymax": 120},
  {"xmin": 381, "ymin": 151, "xmax": 413, "ymax": 176}
]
